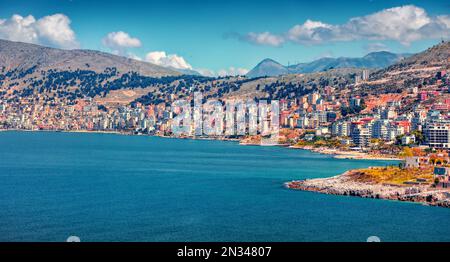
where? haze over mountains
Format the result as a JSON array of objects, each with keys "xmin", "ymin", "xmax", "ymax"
[{"xmin": 246, "ymin": 51, "xmax": 411, "ymax": 78}]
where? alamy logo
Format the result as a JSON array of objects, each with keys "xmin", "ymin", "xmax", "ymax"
[{"xmin": 171, "ymin": 92, "xmax": 280, "ymax": 144}]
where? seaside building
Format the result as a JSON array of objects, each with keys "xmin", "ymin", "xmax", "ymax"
[
  {"xmin": 404, "ymin": 156, "xmax": 429, "ymax": 169},
  {"xmin": 424, "ymin": 123, "xmax": 450, "ymax": 149},
  {"xmin": 351, "ymin": 127, "xmax": 371, "ymax": 148},
  {"xmin": 387, "ymin": 125, "xmax": 405, "ymax": 141},
  {"xmin": 372, "ymin": 119, "xmax": 390, "ymax": 140}
]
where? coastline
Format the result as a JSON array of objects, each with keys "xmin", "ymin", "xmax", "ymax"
[
  {"xmin": 289, "ymin": 145, "xmax": 401, "ymax": 161},
  {"xmin": 285, "ymin": 170, "xmax": 450, "ymax": 208},
  {"xmin": 0, "ymin": 128, "xmax": 243, "ymax": 141},
  {"xmin": 0, "ymin": 128, "xmax": 129, "ymax": 136},
  {"xmin": 1, "ymin": 128, "xmax": 400, "ymax": 161}
]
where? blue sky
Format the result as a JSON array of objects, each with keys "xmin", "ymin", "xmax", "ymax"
[{"xmin": 0, "ymin": 0, "xmax": 449, "ymax": 75}]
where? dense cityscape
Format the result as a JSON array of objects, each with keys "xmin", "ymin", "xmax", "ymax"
[{"xmin": 1, "ymin": 67, "xmax": 449, "ymax": 153}]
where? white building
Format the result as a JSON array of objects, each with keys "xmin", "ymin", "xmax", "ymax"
[
  {"xmin": 352, "ymin": 127, "xmax": 371, "ymax": 148},
  {"xmin": 387, "ymin": 125, "xmax": 404, "ymax": 141},
  {"xmin": 362, "ymin": 69, "xmax": 369, "ymax": 81},
  {"xmin": 402, "ymin": 135, "xmax": 416, "ymax": 145},
  {"xmin": 424, "ymin": 123, "xmax": 450, "ymax": 149},
  {"xmin": 372, "ymin": 119, "xmax": 390, "ymax": 140},
  {"xmin": 332, "ymin": 121, "xmax": 351, "ymax": 137}
]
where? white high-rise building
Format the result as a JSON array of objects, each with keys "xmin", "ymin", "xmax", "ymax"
[
  {"xmin": 362, "ymin": 69, "xmax": 369, "ymax": 81},
  {"xmin": 338, "ymin": 122, "xmax": 351, "ymax": 137},
  {"xmin": 424, "ymin": 123, "xmax": 450, "ymax": 149},
  {"xmin": 352, "ymin": 127, "xmax": 371, "ymax": 148},
  {"xmin": 372, "ymin": 119, "xmax": 390, "ymax": 140}
]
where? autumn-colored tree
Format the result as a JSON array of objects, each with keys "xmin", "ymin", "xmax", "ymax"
[{"xmin": 399, "ymin": 147, "xmax": 414, "ymax": 157}]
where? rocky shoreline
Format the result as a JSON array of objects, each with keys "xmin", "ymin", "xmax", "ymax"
[{"xmin": 285, "ymin": 171, "xmax": 450, "ymax": 208}]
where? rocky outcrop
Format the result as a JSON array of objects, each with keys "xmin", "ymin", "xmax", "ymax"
[{"xmin": 285, "ymin": 171, "xmax": 450, "ymax": 208}]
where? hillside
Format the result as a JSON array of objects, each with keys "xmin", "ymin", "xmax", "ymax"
[
  {"xmin": 0, "ymin": 39, "xmax": 191, "ymax": 104},
  {"xmin": 1, "ymin": 39, "xmax": 447, "ymax": 110},
  {"xmin": 0, "ymin": 39, "xmax": 179, "ymax": 76},
  {"xmin": 357, "ymin": 41, "xmax": 450, "ymax": 95}
]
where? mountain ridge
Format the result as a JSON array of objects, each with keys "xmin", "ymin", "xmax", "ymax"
[
  {"xmin": 0, "ymin": 39, "xmax": 180, "ymax": 77},
  {"xmin": 247, "ymin": 51, "xmax": 411, "ymax": 78}
]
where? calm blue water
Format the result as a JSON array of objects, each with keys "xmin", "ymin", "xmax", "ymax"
[{"xmin": 0, "ymin": 131, "xmax": 449, "ymax": 242}]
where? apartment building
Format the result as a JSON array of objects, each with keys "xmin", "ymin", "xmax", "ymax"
[{"xmin": 424, "ymin": 123, "xmax": 450, "ymax": 149}]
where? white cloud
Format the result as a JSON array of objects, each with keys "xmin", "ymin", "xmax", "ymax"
[
  {"xmin": 245, "ymin": 32, "xmax": 285, "ymax": 47},
  {"xmin": 144, "ymin": 51, "xmax": 192, "ymax": 70},
  {"xmin": 240, "ymin": 5, "xmax": 450, "ymax": 46},
  {"xmin": 102, "ymin": 31, "xmax": 141, "ymax": 53},
  {"xmin": 0, "ymin": 13, "xmax": 78, "ymax": 49},
  {"xmin": 287, "ymin": 20, "xmax": 334, "ymax": 44},
  {"xmin": 130, "ymin": 50, "xmax": 247, "ymax": 77},
  {"xmin": 436, "ymin": 15, "xmax": 450, "ymax": 28},
  {"xmin": 335, "ymin": 5, "xmax": 433, "ymax": 45}
]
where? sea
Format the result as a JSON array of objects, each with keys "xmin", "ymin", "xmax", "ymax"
[{"xmin": 0, "ymin": 131, "xmax": 449, "ymax": 242}]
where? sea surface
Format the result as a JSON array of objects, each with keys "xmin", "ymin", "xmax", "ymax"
[{"xmin": 0, "ymin": 131, "xmax": 449, "ymax": 242}]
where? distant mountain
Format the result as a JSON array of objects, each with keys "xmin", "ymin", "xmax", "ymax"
[
  {"xmin": 247, "ymin": 51, "xmax": 411, "ymax": 78},
  {"xmin": 246, "ymin": 58, "xmax": 290, "ymax": 78},
  {"xmin": 0, "ymin": 39, "xmax": 180, "ymax": 77}
]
